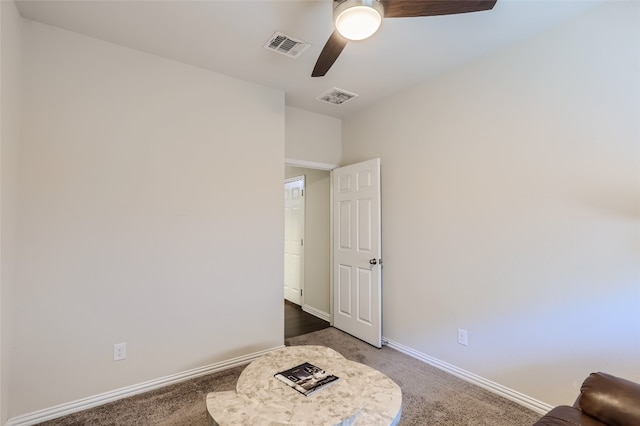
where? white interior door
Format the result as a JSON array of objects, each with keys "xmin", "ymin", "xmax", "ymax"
[
  {"xmin": 284, "ymin": 176, "xmax": 304, "ymax": 305},
  {"xmin": 333, "ymin": 159, "xmax": 382, "ymax": 348}
]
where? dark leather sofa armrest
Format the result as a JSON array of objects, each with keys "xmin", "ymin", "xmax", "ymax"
[
  {"xmin": 577, "ymin": 372, "xmax": 640, "ymax": 426},
  {"xmin": 533, "ymin": 406, "xmax": 606, "ymax": 426}
]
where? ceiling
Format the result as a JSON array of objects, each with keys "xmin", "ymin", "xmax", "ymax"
[{"xmin": 15, "ymin": 0, "xmax": 602, "ymax": 119}]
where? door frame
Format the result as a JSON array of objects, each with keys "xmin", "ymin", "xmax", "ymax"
[{"xmin": 285, "ymin": 159, "xmax": 338, "ymax": 325}]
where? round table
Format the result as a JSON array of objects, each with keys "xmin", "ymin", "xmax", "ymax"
[{"xmin": 206, "ymin": 345, "xmax": 402, "ymax": 425}]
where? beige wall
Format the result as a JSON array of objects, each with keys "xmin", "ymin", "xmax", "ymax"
[
  {"xmin": 285, "ymin": 106, "xmax": 341, "ymax": 166},
  {"xmin": 342, "ymin": 1, "xmax": 639, "ymax": 407},
  {"xmin": 284, "ymin": 166, "xmax": 331, "ymax": 316},
  {"xmin": 0, "ymin": 1, "xmax": 22, "ymax": 423},
  {"xmin": 11, "ymin": 20, "xmax": 285, "ymax": 417}
]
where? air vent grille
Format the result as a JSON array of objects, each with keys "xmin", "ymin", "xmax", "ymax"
[
  {"xmin": 264, "ymin": 32, "xmax": 310, "ymax": 58},
  {"xmin": 316, "ymin": 88, "xmax": 359, "ymax": 106}
]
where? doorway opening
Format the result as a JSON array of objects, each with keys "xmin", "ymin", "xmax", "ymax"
[
  {"xmin": 284, "ymin": 163, "xmax": 333, "ymax": 338},
  {"xmin": 283, "ymin": 159, "xmax": 382, "ymax": 346}
]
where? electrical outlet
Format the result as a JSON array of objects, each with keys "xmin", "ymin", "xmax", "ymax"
[
  {"xmin": 457, "ymin": 329, "xmax": 468, "ymax": 346},
  {"xmin": 113, "ymin": 342, "xmax": 127, "ymax": 361}
]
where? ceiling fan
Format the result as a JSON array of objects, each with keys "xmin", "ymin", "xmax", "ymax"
[{"xmin": 312, "ymin": 0, "xmax": 497, "ymax": 77}]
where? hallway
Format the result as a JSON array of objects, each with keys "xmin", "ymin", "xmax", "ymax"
[{"xmin": 284, "ymin": 301, "xmax": 330, "ymax": 339}]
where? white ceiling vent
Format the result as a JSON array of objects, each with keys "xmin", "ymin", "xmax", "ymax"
[
  {"xmin": 264, "ymin": 32, "xmax": 310, "ymax": 59},
  {"xmin": 316, "ymin": 87, "xmax": 359, "ymax": 106}
]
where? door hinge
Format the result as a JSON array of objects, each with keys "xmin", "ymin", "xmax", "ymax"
[
  {"xmin": 300, "ymin": 289, "xmax": 303, "ymax": 296},
  {"xmin": 301, "ymin": 189, "xmax": 304, "ymax": 196},
  {"xmin": 301, "ymin": 238, "xmax": 303, "ymax": 246}
]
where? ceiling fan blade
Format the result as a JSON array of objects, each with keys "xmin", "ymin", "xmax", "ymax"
[
  {"xmin": 312, "ymin": 30, "xmax": 349, "ymax": 77},
  {"xmin": 382, "ymin": 0, "xmax": 497, "ymax": 18}
]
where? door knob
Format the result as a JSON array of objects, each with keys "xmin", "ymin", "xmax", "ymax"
[{"xmin": 369, "ymin": 258, "xmax": 378, "ymax": 265}]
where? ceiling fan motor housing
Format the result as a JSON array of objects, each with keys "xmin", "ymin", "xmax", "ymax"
[{"xmin": 333, "ymin": 0, "xmax": 385, "ymax": 41}]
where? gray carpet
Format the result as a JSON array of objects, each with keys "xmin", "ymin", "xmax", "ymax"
[
  {"xmin": 287, "ymin": 328, "xmax": 540, "ymax": 426},
  {"xmin": 39, "ymin": 327, "xmax": 541, "ymax": 425}
]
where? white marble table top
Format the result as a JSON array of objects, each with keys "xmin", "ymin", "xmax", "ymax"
[{"xmin": 206, "ymin": 345, "xmax": 402, "ymax": 426}]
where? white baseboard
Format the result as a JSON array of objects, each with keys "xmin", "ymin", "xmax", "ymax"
[
  {"xmin": 383, "ymin": 337, "xmax": 553, "ymax": 415},
  {"xmin": 7, "ymin": 338, "xmax": 552, "ymax": 425},
  {"xmin": 6, "ymin": 345, "xmax": 284, "ymax": 426},
  {"xmin": 302, "ymin": 305, "xmax": 331, "ymax": 322}
]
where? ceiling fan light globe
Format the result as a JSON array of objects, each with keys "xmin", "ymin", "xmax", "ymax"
[{"xmin": 334, "ymin": 1, "xmax": 383, "ymax": 41}]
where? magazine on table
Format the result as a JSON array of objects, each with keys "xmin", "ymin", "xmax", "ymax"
[{"xmin": 274, "ymin": 362, "xmax": 339, "ymax": 396}]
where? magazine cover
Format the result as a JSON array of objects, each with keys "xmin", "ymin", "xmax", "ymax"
[{"xmin": 274, "ymin": 362, "xmax": 339, "ymax": 396}]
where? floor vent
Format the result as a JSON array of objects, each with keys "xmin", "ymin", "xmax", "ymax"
[
  {"xmin": 316, "ymin": 87, "xmax": 359, "ymax": 106},
  {"xmin": 264, "ymin": 32, "xmax": 310, "ymax": 58}
]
